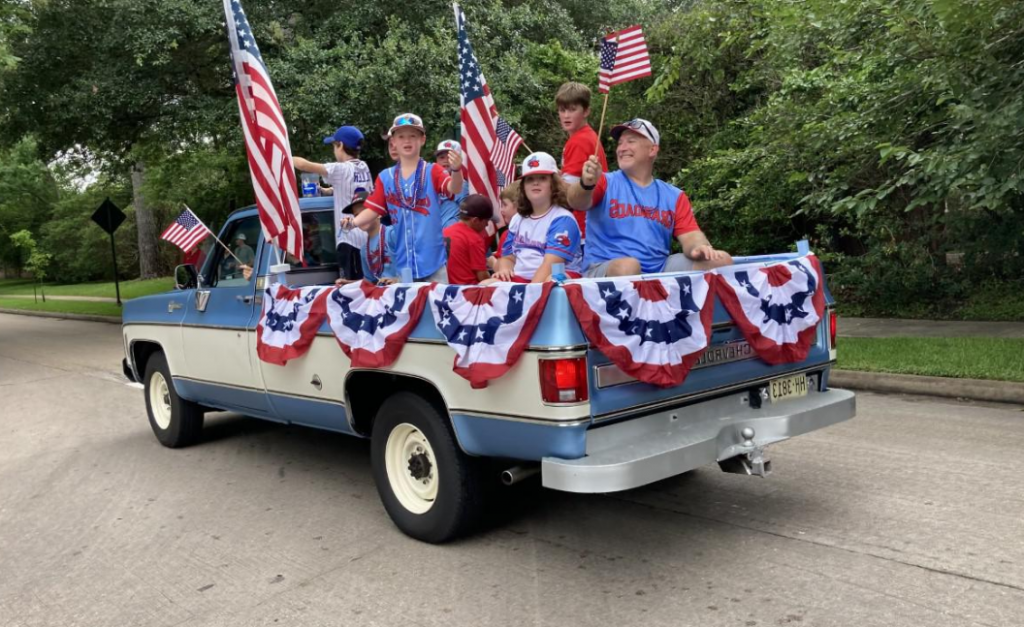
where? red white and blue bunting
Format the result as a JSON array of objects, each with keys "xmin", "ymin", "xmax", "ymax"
[
  {"xmin": 564, "ymin": 275, "xmax": 715, "ymax": 387},
  {"xmin": 430, "ymin": 283, "xmax": 554, "ymax": 389},
  {"xmin": 713, "ymin": 254, "xmax": 825, "ymax": 364},
  {"xmin": 325, "ymin": 281, "xmax": 431, "ymax": 368},
  {"xmin": 255, "ymin": 253, "xmax": 827, "ymax": 389},
  {"xmin": 256, "ymin": 284, "xmax": 330, "ymax": 366}
]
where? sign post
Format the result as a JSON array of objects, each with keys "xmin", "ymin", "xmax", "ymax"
[{"xmin": 90, "ymin": 198, "xmax": 127, "ymax": 306}]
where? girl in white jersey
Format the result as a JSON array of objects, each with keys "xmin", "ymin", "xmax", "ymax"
[{"xmin": 490, "ymin": 152, "xmax": 583, "ymax": 283}]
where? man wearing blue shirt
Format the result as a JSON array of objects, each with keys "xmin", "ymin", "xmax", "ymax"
[{"xmin": 567, "ymin": 118, "xmax": 732, "ymax": 277}]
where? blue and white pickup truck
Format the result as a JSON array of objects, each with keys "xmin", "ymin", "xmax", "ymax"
[{"xmin": 122, "ymin": 198, "xmax": 855, "ymax": 543}]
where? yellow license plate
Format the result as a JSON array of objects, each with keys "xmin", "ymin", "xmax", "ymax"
[{"xmin": 769, "ymin": 374, "xmax": 809, "ymax": 403}]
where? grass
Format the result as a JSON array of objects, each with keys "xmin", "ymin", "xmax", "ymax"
[
  {"xmin": 0, "ymin": 297, "xmax": 123, "ymax": 318},
  {"xmin": 837, "ymin": 337, "xmax": 1024, "ymax": 382},
  {"xmin": 0, "ymin": 277, "xmax": 174, "ymax": 300}
]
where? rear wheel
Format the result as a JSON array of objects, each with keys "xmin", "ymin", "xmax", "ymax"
[
  {"xmin": 143, "ymin": 352, "xmax": 204, "ymax": 448},
  {"xmin": 371, "ymin": 392, "xmax": 487, "ymax": 543}
]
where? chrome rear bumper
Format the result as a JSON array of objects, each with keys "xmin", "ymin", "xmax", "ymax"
[{"xmin": 541, "ymin": 387, "xmax": 855, "ymax": 493}]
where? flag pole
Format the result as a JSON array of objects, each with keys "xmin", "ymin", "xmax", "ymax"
[
  {"xmin": 184, "ymin": 204, "xmax": 244, "ymax": 267},
  {"xmin": 593, "ymin": 91, "xmax": 611, "ymax": 159},
  {"xmin": 593, "ymin": 32, "xmax": 619, "ymax": 158}
]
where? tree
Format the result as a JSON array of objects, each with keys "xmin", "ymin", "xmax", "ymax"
[
  {"xmin": 10, "ymin": 229, "xmax": 52, "ymax": 297},
  {"xmin": 1, "ymin": 0, "xmax": 229, "ymax": 278}
]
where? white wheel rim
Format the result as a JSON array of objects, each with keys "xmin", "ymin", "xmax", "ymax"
[
  {"xmin": 384, "ymin": 423, "xmax": 438, "ymax": 514},
  {"xmin": 149, "ymin": 371, "xmax": 173, "ymax": 430}
]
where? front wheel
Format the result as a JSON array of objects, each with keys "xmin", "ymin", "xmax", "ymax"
[
  {"xmin": 371, "ymin": 392, "xmax": 487, "ymax": 543},
  {"xmin": 143, "ymin": 352, "xmax": 204, "ymax": 448}
]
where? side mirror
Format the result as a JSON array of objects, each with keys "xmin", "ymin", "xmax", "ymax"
[{"xmin": 174, "ymin": 264, "xmax": 198, "ymax": 290}]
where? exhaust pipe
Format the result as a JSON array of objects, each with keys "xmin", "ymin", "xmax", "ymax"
[{"xmin": 501, "ymin": 464, "xmax": 540, "ymax": 486}]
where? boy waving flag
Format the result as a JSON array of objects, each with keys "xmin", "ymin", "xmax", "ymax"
[{"xmin": 223, "ymin": 0, "xmax": 303, "ymax": 262}]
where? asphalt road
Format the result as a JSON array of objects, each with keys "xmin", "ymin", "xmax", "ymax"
[{"xmin": 2, "ymin": 313, "xmax": 1022, "ymax": 627}]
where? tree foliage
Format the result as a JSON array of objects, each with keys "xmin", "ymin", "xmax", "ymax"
[{"xmin": 0, "ymin": 0, "xmax": 1021, "ymax": 318}]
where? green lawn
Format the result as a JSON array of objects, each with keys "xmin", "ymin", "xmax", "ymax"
[
  {"xmin": 0, "ymin": 297, "xmax": 123, "ymax": 318},
  {"xmin": 0, "ymin": 277, "xmax": 174, "ymax": 300},
  {"xmin": 837, "ymin": 337, "xmax": 1024, "ymax": 382}
]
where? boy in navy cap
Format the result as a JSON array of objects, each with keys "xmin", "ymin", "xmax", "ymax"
[{"xmin": 294, "ymin": 125, "xmax": 374, "ymax": 256}]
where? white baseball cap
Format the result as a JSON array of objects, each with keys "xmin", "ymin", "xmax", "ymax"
[
  {"xmin": 434, "ymin": 140, "xmax": 461, "ymax": 155},
  {"xmin": 610, "ymin": 118, "xmax": 660, "ymax": 146},
  {"xmin": 520, "ymin": 152, "xmax": 558, "ymax": 177},
  {"xmin": 387, "ymin": 113, "xmax": 425, "ymax": 137},
  {"xmin": 235, "ymin": 233, "xmax": 247, "ymax": 241}
]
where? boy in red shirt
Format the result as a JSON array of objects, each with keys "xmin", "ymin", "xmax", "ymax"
[
  {"xmin": 443, "ymin": 195, "xmax": 492, "ymax": 285},
  {"xmin": 556, "ymin": 82, "xmax": 609, "ymax": 241}
]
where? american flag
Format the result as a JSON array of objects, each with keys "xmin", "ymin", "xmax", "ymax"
[
  {"xmin": 160, "ymin": 208, "xmax": 211, "ymax": 253},
  {"xmin": 223, "ymin": 0, "xmax": 302, "ymax": 261},
  {"xmin": 598, "ymin": 25, "xmax": 652, "ymax": 94},
  {"xmin": 455, "ymin": 4, "xmax": 501, "ymax": 217},
  {"xmin": 492, "ymin": 117, "xmax": 523, "ymax": 189}
]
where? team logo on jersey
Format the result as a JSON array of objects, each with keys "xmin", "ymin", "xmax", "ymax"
[
  {"xmin": 713, "ymin": 254, "xmax": 825, "ymax": 364},
  {"xmin": 257, "ymin": 284, "xmax": 331, "ymax": 366},
  {"xmin": 325, "ymin": 281, "xmax": 432, "ymax": 368},
  {"xmin": 430, "ymin": 283, "xmax": 554, "ymax": 388},
  {"xmin": 564, "ymin": 275, "xmax": 714, "ymax": 387}
]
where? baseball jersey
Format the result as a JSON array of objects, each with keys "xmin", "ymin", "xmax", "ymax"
[
  {"xmin": 365, "ymin": 160, "xmax": 454, "ymax": 280},
  {"xmin": 324, "ymin": 160, "xmax": 374, "ymax": 246},
  {"xmin": 360, "ymin": 226, "xmax": 394, "ymax": 283},
  {"xmin": 500, "ymin": 206, "xmax": 583, "ymax": 280},
  {"xmin": 583, "ymin": 170, "xmax": 700, "ymax": 274},
  {"xmin": 443, "ymin": 221, "xmax": 488, "ymax": 285},
  {"xmin": 560, "ymin": 125, "xmax": 608, "ymax": 239}
]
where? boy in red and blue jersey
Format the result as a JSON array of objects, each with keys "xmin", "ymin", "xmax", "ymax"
[
  {"xmin": 568, "ymin": 118, "xmax": 732, "ymax": 276},
  {"xmin": 346, "ymin": 113, "xmax": 463, "ymax": 282}
]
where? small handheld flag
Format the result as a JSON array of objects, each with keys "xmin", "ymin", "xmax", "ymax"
[
  {"xmin": 492, "ymin": 117, "xmax": 524, "ymax": 189},
  {"xmin": 160, "ymin": 208, "xmax": 211, "ymax": 253},
  {"xmin": 598, "ymin": 25, "xmax": 651, "ymax": 94},
  {"xmin": 594, "ymin": 25, "xmax": 653, "ymax": 155}
]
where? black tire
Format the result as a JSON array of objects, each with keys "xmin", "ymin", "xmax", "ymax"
[
  {"xmin": 143, "ymin": 352, "xmax": 204, "ymax": 448},
  {"xmin": 370, "ymin": 392, "xmax": 487, "ymax": 543}
]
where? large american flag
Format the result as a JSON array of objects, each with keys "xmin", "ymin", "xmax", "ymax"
[
  {"xmin": 160, "ymin": 208, "xmax": 211, "ymax": 253},
  {"xmin": 223, "ymin": 0, "xmax": 302, "ymax": 261},
  {"xmin": 492, "ymin": 117, "xmax": 523, "ymax": 188},
  {"xmin": 455, "ymin": 4, "xmax": 501, "ymax": 217},
  {"xmin": 598, "ymin": 25, "xmax": 652, "ymax": 94}
]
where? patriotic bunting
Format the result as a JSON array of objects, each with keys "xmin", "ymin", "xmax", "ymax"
[
  {"xmin": 254, "ymin": 254, "xmax": 827, "ymax": 389},
  {"xmin": 430, "ymin": 283, "xmax": 553, "ymax": 389},
  {"xmin": 256, "ymin": 284, "xmax": 330, "ymax": 366},
  {"xmin": 325, "ymin": 281, "xmax": 432, "ymax": 368},
  {"xmin": 713, "ymin": 255, "xmax": 825, "ymax": 365},
  {"xmin": 564, "ymin": 275, "xmax": 715, "ymax": 388}
]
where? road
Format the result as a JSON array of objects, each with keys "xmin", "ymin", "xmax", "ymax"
[{"xmin": 1, "ymin": 312, "xmax": 1022, "ymax": 627}]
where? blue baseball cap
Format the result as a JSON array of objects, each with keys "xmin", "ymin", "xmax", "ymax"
[{"xmin": 323, "ymin": 126, "xmax": 364, "ymax": 149}]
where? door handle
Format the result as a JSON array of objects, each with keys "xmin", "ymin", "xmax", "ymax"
[{"xmin": 236, "ymin": 294, "xmax": 254, "ymax": 304}]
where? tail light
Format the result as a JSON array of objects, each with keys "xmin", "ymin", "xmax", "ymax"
[
  {"xmin": 540, "ymin": 357, "xmax": 588, "ymax": 403},
  {"xmin": 829, "ymin": 309, "xmax": 838, "ymax": 349}
]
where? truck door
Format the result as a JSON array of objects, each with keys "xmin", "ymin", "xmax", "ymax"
[{"xmin": 180, "ymin": 213, "xmax": 270, "ymax": 414}]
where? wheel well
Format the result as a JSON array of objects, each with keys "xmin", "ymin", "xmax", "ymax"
[
  {"xmin": 345, "ymin": 371, "xmax": 449, "ymax": 437},
  {"xmin": 131, "ymin": 341, "xmax": 164, "ymax": 379}
]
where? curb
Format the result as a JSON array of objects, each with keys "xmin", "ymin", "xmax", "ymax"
[
  {"xmin": 0, "ymin": 307, "xmax": 121, "ymax": 325},
  {"xmin": 831, "ymin": 369, "xmax": 1024, "ymax": 405}
]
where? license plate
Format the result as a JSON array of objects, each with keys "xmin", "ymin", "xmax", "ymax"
[{"xmin": 769, "ymin": 374, "xmax": 809, "ymax": 403}]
